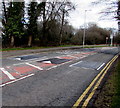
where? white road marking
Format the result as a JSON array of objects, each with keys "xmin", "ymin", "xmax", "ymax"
[
  {"xmin": 67, "ymin": 55, "xmax": 79, "ymax": 59},
  {"xmin": 11, "ymin": 55, "xmax": 47, "ymax": 61},
  {"xmin": 15, "ymin": 58, "xmax": 21, "ymax": 60},
  {"xmin": 42, "ymin": 61, "xmax": 51, "ymax": 64},
  {"xmin": 69, "ymin": 61, "xmax": 83, "ymax": 67},
  {"xmin": 13, "ymin": 56, "xmax": 48, "ymax": 66},
  {"xmin": 0, "ymin": 68, "xmax": 16, "ymax": 80},
  {"xmin": 0, "ymin": 73, "xmax": 34, "ymax": 87},
  {"xmin": 47, "ymin": 65, "xmax": 57, "ymax": 70},
  {"xmin": 47, "ymin": 60, "xmax": 73, "ymax": 70},
  {"xmin": 13, "ymin": 62, "xmax": 27, "ymax": 66},
  {"xmin": 97, "ymin": 63, "xmax": 105, "ymax": 70},
  {"xmin": 26, "ymin": 63, "xmax": 43, "ymax": 70}
]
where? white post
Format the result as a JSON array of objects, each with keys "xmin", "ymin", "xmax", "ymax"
[
  {"xmin": 110, "ymin": 34, "xmax": 113, "ymax": 46},
  {"xmin": 106, "ymin": 37, "xmax": 108, "ymax": 45},
  {"xmin": 83, "ymin": 10, "xmax": 87, "ymax": 48},
  {"xmin": 82, "ymin": 10, "xmax": 91, "ymax": 48}
]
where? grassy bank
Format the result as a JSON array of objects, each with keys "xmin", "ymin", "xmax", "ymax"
[
  {"xmin": 1, "ymin": 45, "xmax": 80, "ymax": 51},
  {"xmin": 111, "ymin": 56, "xmax": 120, "ymax": 108},
  {"xmin": 94, "ymin": 56, "xmax": 120, "ymax": 108},
  {"xmin": 1, "ymin": 45, "xmax": 109, "ymax": 51}
]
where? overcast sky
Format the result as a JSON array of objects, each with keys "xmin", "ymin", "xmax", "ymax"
[
  {"xmin": 68, "ymin": 0, "xmax": 118, "ymax": 30},
  {"xmin": 0, "ymin": 0, "xmax": 118, "ymax": 30}
]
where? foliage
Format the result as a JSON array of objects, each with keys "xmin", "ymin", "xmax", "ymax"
[
  {"xmin": 2, "ymin": 2, "xmax": 24, "ymax": 47},
  {"xmin": 72, "ymin": 23, "xmax": 110, "ymax": 45},
  {"xmin": 114, "ymin": 33, "xmax": 120, "ymax": 44},
  {"xmin": 1, "ymin": 1, "xmax": 117, "ymax": 48}
]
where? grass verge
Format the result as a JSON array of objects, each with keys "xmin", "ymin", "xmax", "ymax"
[
  {"xmin": 1, "ymin": 45, "xmax": 80, "ymax": 51},
  {"xmin": 94, "ymin": 55, "xmax": 120, "ymax": 108},
  {"xmin": 111, "ymin": 56, "xmax": 120, "ymax": 108},
  {"xmin": 1, "ymin": 45, "xmax": 109, "ymax": 51}
]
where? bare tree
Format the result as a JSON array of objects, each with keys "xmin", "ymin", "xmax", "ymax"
[
  {"xmin": 92, "ymin": 0, "xmax": 120, "ymax": 31},
  {"xmin": 37, "ymin": 1, "xmax": 75, "ymax": 45},
  {"xmin": 58, "ymin": 2, "xmax": 75, "ymax": 45}
]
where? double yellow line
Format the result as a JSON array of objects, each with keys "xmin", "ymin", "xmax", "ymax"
[{"xmin": 72, "ymin": 55, "xmax": 118, "ymax": 108}]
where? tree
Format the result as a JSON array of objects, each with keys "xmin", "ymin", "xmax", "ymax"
[
  {"xmin": 61, "ymin": 23, "xmax": 75, "ymax": 44},
  {"xmin": 72, "ymin": 23, "xmax": 110, "ymax": 45},
  {"xmin": 71, "ymin": 29, "xmax": 83, "ymax": 45},
  {"xmin": 86, "ymin": 24, "xmax": 110, "ymax": 45},
  {"xmin": 114, "ymin": 32, "xmax": 120, "ymax": 44},
  {"xmin": 27, "ymin": 1, "xmax": 38, "ymax": 47},
  {"xmin": 37, "ymin": 1, "xmax": 75, "ymax": 46},
  {"xmin": 2, "ymin": 1, "xmax": 24, "ymax": 47},
  {"xmin": 2, "ymin": 1, "xmax": 76, "ymax": 47},
  {"xmin": 92, "ymin": 0, "xmax": 120, "ymax": 31},
  {"xmin": 58, "ymin": 2, "xmax": 75, "ymax": 45}
]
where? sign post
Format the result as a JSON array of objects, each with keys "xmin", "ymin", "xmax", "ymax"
[
  {"xmin": 110, "ymin": 34, "xmax": 113, "ymax": 46},
  {"xmin": 106, "ymin": 37, "xmax": 108, "ymax": 45}
]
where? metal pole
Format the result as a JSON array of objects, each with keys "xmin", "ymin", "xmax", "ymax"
[
  {"xmin": 83, "ymin": 10, "xmax": 86, "ymax": 48},
  {"xmin": 110, "ymin": 34, "xmax": 113, "ymax": 46},
  {"xmin": 106, "ymin": 37, "xmax": 108, "ymax": 45},
  {"xmin": 82, "ymin": 10, "xmax": 91, "ymax": 48}
]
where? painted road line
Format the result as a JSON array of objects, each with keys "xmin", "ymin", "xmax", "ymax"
[
  {"xmin": 72, "ymin": 55, "xmax": 118, "ymax": 108},
  {"xmin": 15, "ymin": 58, "xmax": 21, "ymax": 60},
  {"xmin": 26, "ymin": 63, "xmax": 43, "ymax": 70},
  {"xmin": 47, "ymin": 60, "xmax": 74, "ymax": 70},
  {"xmin": 13, "ymin": 57, "xmax": 48, "ymax": 66},
  {"xmin": 68, "ymin": 55, "xmax": 79, "ymax": 59},
  {"xmin": 0, "ymin": 73, "xmax": 34, "ymax": 87},
  {"xmin": 69, "ymin": 61, "xmax": 83, "ymax": 67},
  {"xmin": 0, "ymin": 68, "xmax": 16, "ymax": 80},
  {"xmin": 42, "ymin": 61, "xmax": 52, "ymax": 64},
  {"xmin": 97, "ymin": 63, "xmax": 105, "ymax": 70},
  {"xmin": 13, "ymin": 62, "xmax": 27, "ymax": 66},
  {"xmin": 82, "ymin": 55, "xmax": 118, "ymax": 108}
]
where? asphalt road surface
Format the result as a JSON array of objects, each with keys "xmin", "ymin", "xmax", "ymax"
[{"xmin": 1, "ymin": 47, "xmax": 120, "ymax": 107}]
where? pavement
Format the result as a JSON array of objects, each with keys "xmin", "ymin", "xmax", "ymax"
[{"xmin": 1, "ymin": 46, "xmax": 120, "ymax": 107}]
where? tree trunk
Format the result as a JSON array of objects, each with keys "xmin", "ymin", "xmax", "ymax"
[
  {"xmin": 10, "ymin": 36, "xmax": 14, "ymax": 47},
  {"xmin": 42, "ymin": 2, "xmax": 47, "ymax": 45},
  {"xmin": 59, "ymin": 10, "xmax": 65, "ymax": 45},
  {"xmin": 28, "ymin": 35, "xmax": 32, "ymax": 47}
]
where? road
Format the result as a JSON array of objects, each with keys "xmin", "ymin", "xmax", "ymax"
[{"xmin": 1, "ymin": 47, "xmax": 120, "ymax": 107}]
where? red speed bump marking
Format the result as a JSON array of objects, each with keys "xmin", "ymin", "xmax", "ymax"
[
  {"xmin": 13, "ymin": 66, "xmax": 37, "ymax": 74},
  {"xmin": 40, "ymin": 63, "xmax": 55, "ymax": 67},
  {"xmin": 0, "ymin": 69, "xmax": 16, "ymax": 84},
  {"xmin": 1, "ymin": 72, "xmax": 11, "ymax": 82},
  {"xmin": 57, "ymin": 56, "xmax": 75, "ymax": 59},
  {"xmin": 72, "ymin": 54, "xmax": 86, "ymax": 57}
]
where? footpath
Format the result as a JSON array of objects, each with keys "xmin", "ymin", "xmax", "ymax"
[{"xmin": 2, "ymin": 46, "xmax": 82, "ymax": 58}]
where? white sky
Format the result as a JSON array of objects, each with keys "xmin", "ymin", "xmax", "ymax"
[
  {"xmin": 0, "ymin": 0, "xmax": 118, "ymax": 30},
  {"xmin": 68, "ymin": 0, "xmax": 118, "ymax": 30}
]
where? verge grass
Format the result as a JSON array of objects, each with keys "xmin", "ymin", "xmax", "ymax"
[
  {"xmin": 1, "ymin": 44, "xmax": 110, "ymax": 51},
  {"xmin": 111, "ymin": 56, "xmax": 120, "ymax": 108},
  {"xmin": 94, "ymin": 56, "xmax": 120, "ymax": 108}
]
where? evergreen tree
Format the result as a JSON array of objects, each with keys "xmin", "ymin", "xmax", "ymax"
[
  {"xmin": 2, "ymin": 2, "xmax": 24, "ymax": 47},
  {"xmin": 27, "ymin": 2, "xmax": 38, "ymax": 47}
]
